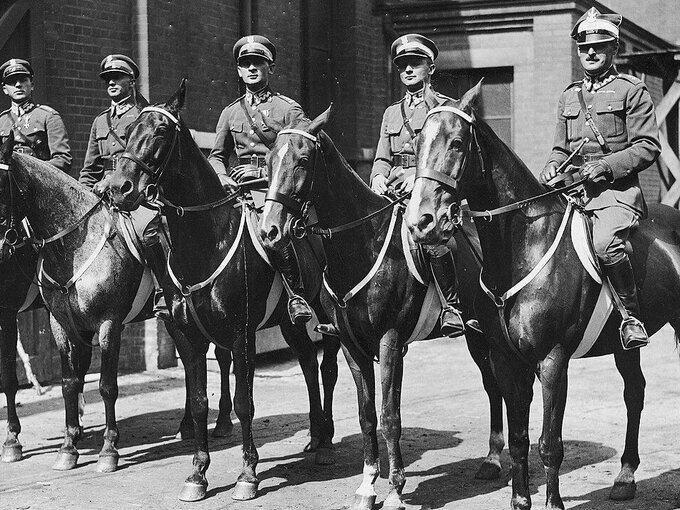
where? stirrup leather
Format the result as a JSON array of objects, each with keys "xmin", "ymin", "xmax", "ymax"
[{"xmin": 619, "ymin": 316, "xmax": 649, "ymax": 350}]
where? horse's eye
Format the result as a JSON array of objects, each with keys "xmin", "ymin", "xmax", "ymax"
[{"xmin": 451, "ymin": 138, "xmax": 464, "ymax": 150}]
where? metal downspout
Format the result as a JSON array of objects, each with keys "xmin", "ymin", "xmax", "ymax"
[{"xmin": 134, "ymin": 0, "xmax": 150, "ymax": 100}]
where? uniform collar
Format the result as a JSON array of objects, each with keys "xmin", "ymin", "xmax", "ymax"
[
  {"xmin": 405, "ymin": 85, "xmax": 426, "ymax": 108},
  {"xmin": 245, "ymin": 85, "xmax": 273, "ymax": 107},
  {"xmin": 11, "ymin": 100, "xmax": 35, "ymax": 117},
  {"xmin": 583, "ymin": 66, "xmax": 618, "ymax": 92},
  {"xmin": 110, "ymin": 96, "xmax": 134, "ymax": 117}
]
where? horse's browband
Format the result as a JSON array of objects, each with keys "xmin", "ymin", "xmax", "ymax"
[
  {"xmin": 141, "ymin": 106, "xmax": 180, "ymax": 126},
  {"xmin": 279, "ymin": 129, "xmax": 318, "ymax": 142},
  {"xmin": 426, "ymin": 106, "xmax": 474, "ymax": 124}
]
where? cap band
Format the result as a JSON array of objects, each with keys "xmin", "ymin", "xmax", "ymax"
[
  {"xmin": 238, "ymin": 42, "xmax": 274, "ymax": 62},
  {"xmin": 395, "ymin": 40, "xmax": 435, "ymax": 61},
  {"xmin": 578, "ymin": 19, "xmax": 619, "ymax": 39}
]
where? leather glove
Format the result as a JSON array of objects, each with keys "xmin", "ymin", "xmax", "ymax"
[
  {"xmin": 539, "ymin": 161, "xmax": 560, "ymax": 185},
  {"xmin": 93, "ymin": 174, "xmax": 112, "ymax": 196},
  {"xmin": 371, "ymin": 174, "xmax": 388, "ymax": 195},
  {"xmin": 580, "ymin": 159, "xmax": 614, "ymax": 183}
]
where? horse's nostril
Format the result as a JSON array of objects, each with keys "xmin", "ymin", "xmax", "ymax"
[
  {"xmin": 120, "ymin": 181, "xmax": 133, "ymax": 196},
  {"xmin": 267, "ymin": 225, "xmax": 280, "ymax": 242},
  {"xmin": 418, "ymin": 213, "xmax": 434, "ymax": 231}
]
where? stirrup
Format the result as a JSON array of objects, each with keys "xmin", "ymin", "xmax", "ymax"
[
  {"xmin": 465, "ymin": 319, "xmax": 483, "ymax": 334},
  {"xmin": 314, "ymin": 323, "xmax": 339, "ymax": 337},
  {"xmin": 440, "ymin": 306, "xmax": 465, "ymax": 338},
  {"xmin": 288, "ymin": 295, "xmax": 312, "ymax": 325},
  {"xmin": 619, "ymin": 317, "xmax": 649, "ymax": 350}
]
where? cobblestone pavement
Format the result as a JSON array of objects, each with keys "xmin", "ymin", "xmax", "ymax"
[{"xmin": 2, "ymin": 326, "xmax": 680, "ymax": 509}]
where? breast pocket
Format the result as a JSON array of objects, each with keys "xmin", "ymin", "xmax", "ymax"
[
  {"xmin": 595, "ymin": 100, "xmax": 625, "ymax": 138},
  {"xmin": 95, "ymin": 125, "xmax": 111, "ymax": 156},
  {"xmin": 562, "ymin": 103, "xmax": 581, "ymax": 141},
  {"xmin": 386, "ymin": 119, "xmax": 406, "ymax": 153}
]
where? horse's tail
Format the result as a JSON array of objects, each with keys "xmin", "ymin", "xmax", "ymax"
[{"xmin": 670, "ymin": 318, "xmax": 680, "ymax": 356}]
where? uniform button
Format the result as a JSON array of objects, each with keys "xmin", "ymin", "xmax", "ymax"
[
  {"xmin": 587, "ymin": 105, "xmax": 592, "ymax": 110},
  {"xmin": 112, "ymin": 141, "xmax": 117, "ymax": 146},
  {"xmin": 250, "ymin": 142, "xmax": 255, "ymax": 147},
  {"xmin": 249, "ymin": 129, "xmax": 254, "ymax": 134},
  {"xmin": 608, "ymin": 105, "xmax": 612, "ymax": 110}
]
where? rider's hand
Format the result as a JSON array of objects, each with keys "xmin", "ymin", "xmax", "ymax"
[
  {"xmin": 539, "ymin": 161, "xmax": 560, "ymax": 185},
  {"xmin": 371, "ymin": 174, "xmax": 388, "ymax": 195},
  {"xmin": 580, "ymin": 160, "xmax": 614, "ymax": 184},
  {"xmin": 396, "ymin": 174, "xmax": 415, "ymax": 195},
  {"xmin": 93, "ymin": 174, "xmax": 112, "ymax": 196}
]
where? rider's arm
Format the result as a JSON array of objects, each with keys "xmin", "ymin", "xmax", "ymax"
[
  {"xmin": 370, "ymin": 111, "xmax": 392, "ymax": 186},
  {"xmin": 44, "ymin": 110, "xmax": 72, "ymax": 174},
  {"xmin": 545, "ymin": 93, "xmax": 570, "ymax": 168},
  {"xmin": 207, "ymin": 107, "xmax": 236, "ymax": 187},
  {"xmin": 79, "ymin": 120, "xmax": 104, "ymax": 189}
]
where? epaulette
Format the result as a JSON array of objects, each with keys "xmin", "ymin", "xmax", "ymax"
[
  {"xmin": 564, "ymin": 80, "xmax": 582, "ymax": 92},
  {"xmin": 274, "ymin": 92, "xmax": 298, "ymax": 105},
  {"xmin": 97, "ymin": 107, "xmax": 110, "ymax": 118},
  {"xmin": 37, "ymin": 104, "xmax": 58, "ymax": 115},
  {"xmin": 0, "ymin": 108, "xmax": 10, "ymax": 117},
  {"xmin": 389, "ymin": 97, "xmax": 405, "ymax": 107},
  {"xmin": 226, "ymin": 94, "xmax": 245, "ymax": 109},
  {"xmin": 616, "ymin": 73, "xmax": 643, "ymax": 85}
]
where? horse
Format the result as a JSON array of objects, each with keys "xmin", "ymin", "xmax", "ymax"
[
  {"xmin": 106, "ymin": 81, "xmax": 340, "ymax": 502},
  {"xmin": 259, "ymin": 107, "xmax": 506, "ymax": 510},
  {"xmin": 405, "ymin": 81, "xmax": 680, "ymax": 510}
]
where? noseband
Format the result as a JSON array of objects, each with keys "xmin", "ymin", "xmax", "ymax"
[{"xmin": 118, "ymin": 106, "xmax": 181, "ymax": 200}]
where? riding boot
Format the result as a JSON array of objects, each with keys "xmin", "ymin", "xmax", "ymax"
[
  {"xmin": 273, "ymin": 243, "xmax": 312, "ymax": 325},
  {"xmin": 141, "ymin": 217, "xmax": 171, "ymax": 323},
  {"xmin": 429, "ymin": 250, "xmax": 466, "ymax": 338},
  {"xmin": 604, "ymin": 256, "xmax": 648, "ymax": 349}
]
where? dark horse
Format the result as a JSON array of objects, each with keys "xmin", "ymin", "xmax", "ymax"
[
  {"xmin": 406, "ymin": 81, "xmax": 680, "ymax": 509},
  {"xmin": 259, "ymin": 108, "xmax": 504, "ymax": 510},
  {"xmin": 106, "ymin": 82, "xmax": 340, "ymax": 502}
]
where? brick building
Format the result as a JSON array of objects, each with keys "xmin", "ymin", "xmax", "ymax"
[{"xmin": 1, "ymin": 0, "xmax": 677, "ymax": 382}]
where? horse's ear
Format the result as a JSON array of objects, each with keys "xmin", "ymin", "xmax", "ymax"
[
  {"xmin": 165, "ymin": 78, "xmax": 187, "ymax": 114},
  {"xmin": 460, "ymin": 78, "xmax": 483, "ymax": 112},
  {"xmin": 261, "ymin": 114, "xmax": 284, "ymax": 134},
  {"xmin": 0, "ymin": 132, "xmax": 15, "ymax": 164},
  {"xmin": 308, "ymin": 103, "xmax": 333, "ymax": 135}
]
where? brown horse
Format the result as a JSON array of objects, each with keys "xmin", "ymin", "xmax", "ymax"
[
  {"xmin": 406, "ymin": 81, "xmax": 680, "ymax": 509},
  {"xmin": 259, "ymin": 108, "xmax": 506, "ymax": 510},
  {"xmin": 106, "ymin": 81, "xmax": 340, "ymax": 502}
]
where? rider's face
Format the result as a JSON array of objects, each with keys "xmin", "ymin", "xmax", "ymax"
[
  {"xmin": 396, "ymin": 56, "xmax": 434, "ymax": 92},
  {"xmin": 578, "ymin": 41, "xmax": 617, "ymax": 75},
  {"xmin": 237, "ymin": 57, "xmax": 273, "ymax": 90},
  {"xmin": 2, "ymin": 75, "xmax": 33, "ymax": 103},
  {"xmin": 104, "ymin": 72, "xmax": 134, "ymax": 102}
]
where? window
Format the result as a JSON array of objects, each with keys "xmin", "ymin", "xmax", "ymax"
[{"xmin": 433, "ymin": 67, "xmax": 514, "ymax": 147}]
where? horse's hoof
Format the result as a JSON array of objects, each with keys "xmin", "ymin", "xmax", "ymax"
[
  {"xmin": 475, "ymin": 460, "xmax": 502, "ymax": 480},
  {"xmin": 314, "ymin": 446, "xmax": 335, "ymax": 465},
  {"xmin": 52, "ymin": 451, "xmax": 78, "ymax": 471},
  {"xmin": 96, "ymin": 454, "xmax": 119, "ymax": 473},
  {"xmin": 304, "ymin": 436, "xmax": 321, "ymax": 453},
  {"xmin": 352, "ymin": 494, "xmax": 376, "ymax": 510},
  {"xmin": 2, "ymin": 444, "xmax": 22, "ymax": 463},
  {"xmin": 232, "ymin": 480, "xmax": 258, "ymax": 500},
  {"xmin": 178, "ymin": 482, "xmax": 207, "ymax": 502},
  {"xmin": 610, "ymin": 481, "xmax": 636, "ymax": 501},
  {"xmin": 212, "ymin": 420, "xmax": 234, "ymax": 438}
]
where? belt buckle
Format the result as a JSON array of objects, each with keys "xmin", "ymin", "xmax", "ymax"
[{"xmin": 13, "ymin": 146, "xmax": 27, "ymax": 154}]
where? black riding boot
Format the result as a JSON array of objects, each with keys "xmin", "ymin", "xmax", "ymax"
[
  {"xmin": 604, "ymin": 257, "xmax": 648, "ymax": 349},
  {"xmin": 273, "ymin": 243, "xmax": 312, "ymax": 325},
  {"xmin": 429, "ymin": 250, "xmax": 465, "ymax": 338},
  {"xmin": 142, "ymin": 217, "xmax": 171, "ymax": 323}
]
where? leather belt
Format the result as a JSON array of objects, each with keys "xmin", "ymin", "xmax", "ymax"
[
  {"xmin": 102, "ymin": 155, "xmax": 119, "ymax": 172},
  {"xmin": 393, "ymin": 153, "xmax": 416, "ymax": 168},
  {"xmin": 572, "ymin": 153, "xmax": 604, "ymax": 166},
  {"xmin": 238, "ymin": 155, "xmax": 267, "ymax": 168}
]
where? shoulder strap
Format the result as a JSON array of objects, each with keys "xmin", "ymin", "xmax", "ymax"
[
  {"xmin": 239, "ymin": 97, "xmax": 275, "ymax": 149},
  {"xmin": 577, "ymin": 88, "xmax": 611, "ymax": 154},
  {"xmin": 105, "ymin": 110, "xmax": 127, "ymax": 148},
  {"xmin": 400, "ymin": 99, "xmax": 417, "ymax": 140}
]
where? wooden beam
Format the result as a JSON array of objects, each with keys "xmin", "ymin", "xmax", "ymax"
[
  {"xmin": 656, "ymin": 80, "xmax": 680, "ymax": 124},
  {"xmin": 661, "ymin": 179, "xmax": 680, "ymax": 207},
  {"xmin": 659, "ymin": 135, "xmax": 680, "ymax": 181},
  {"xmin": 0, "ymin": 1, "xmax": 34, "ymax": 51}
]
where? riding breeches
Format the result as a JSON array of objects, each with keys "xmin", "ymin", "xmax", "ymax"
[
  {"xmin": 590, "ymin": 205, "xmax": 640, "ymax": 266},
  {"xmin": 130, "ymin": 205, "xmax": 163, "ymax": 248}
]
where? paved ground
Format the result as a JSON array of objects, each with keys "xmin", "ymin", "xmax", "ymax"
[{"xmin": 2, "ymin": 326, "xmax": 680, "ymax": 510}]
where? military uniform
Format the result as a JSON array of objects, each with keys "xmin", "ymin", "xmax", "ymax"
[
  {"xmin": 0, "ymin": 102, "xmax": 71, "ymax": 172},
  {"xmin": 208, "ymin": 86, "xmax": 305, "ymax": 186},
  {"xmin": 79, "ymin": 97, "xmax": 148, "ymax": 189}
]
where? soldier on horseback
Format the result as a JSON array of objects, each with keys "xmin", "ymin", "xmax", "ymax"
[
  {"xmin": 540, "ymin": 7, "xmax": 662, "ymax": 349},
  {"xmin": 79, "ymin": 54, "xmax": 168, "ymax": 321},
  {"xmin": 371, "ymin": 34, "xmax": 466, "ymax": 338},
  {"xmin": 208, "ymin": 35, "xmax": 313, "ymax": 325},
  {"xmin": 0, "ymin": 58, "xmax": 71, "ymax": 173}
]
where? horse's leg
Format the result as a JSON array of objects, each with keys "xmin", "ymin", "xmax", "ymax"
[
  {"xmin": 379, "ymin": 331, "xmax": 406, "ymax": 510},
  {"xmin": 74, "ymin": 330, "xmax": 94, "ymax": 427},
  {"xmin": 537, "ymin": 348, "xmax": 569, "ymax": 510},
  {"xmin": 0, "ymin": 311, "xmax": 22, "ymax": 462},
  {"xmin": 320, "ymin": 334, "xmax": 340, "ymax": 458},
  {"xmin": 161, "ymin": 320, "xmax": 195, "ymax": 440},
  {"xmin": 96, "ymin": 320, "xmax": 123, "ymax": 473},
  {"xmin": 465, "ymin": 329, "xmax": 504, "ymax": 479},
  {"xmin": 175, "ymin": 331, "xmax": 210, "ymax": 502},
  {"xmin": 279, "ymin": 320, "xmax": 332, "ymax": 463},
  {"xmin": 231, "ymin": 329, "xmax": 260, "ymax": 500},
  {"xmin": 52, "ymin": 318, "xmax": 90, "ymax": 471},
  {"xmin": 213, "ymin": 345, "xmax": 234, "ymax": 437},
  {"xmin": 491, "ymin": 348, "xmax": 535, "ymax": 510},
  {"xmin": 609, "ymin": 347, "xmax": 645, "ymax": 501},
  {"xmin": 342, "ymin": 345, "xmax": 379, "ymax": 510}
]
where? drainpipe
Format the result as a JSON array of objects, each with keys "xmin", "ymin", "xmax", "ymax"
[
  {"xmin": 134, "ymin": 0, "xmax": 150, "ymax": 100},
  {"xmin": 240, "ymin": 0, "xmax": 252, "ymax": 36}
]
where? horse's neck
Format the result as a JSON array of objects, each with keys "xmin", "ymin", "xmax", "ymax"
[
  {"xmin": 19, "ymin": 156, "xmax": 98, "ymax": 239},
  {"xmin": 469, "ymin": 125, "xmax": 565, "ymax": 290}
]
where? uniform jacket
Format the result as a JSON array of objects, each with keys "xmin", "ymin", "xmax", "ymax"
[
  {"xmin": 546, "ymin": 68, "xmax": 661, "ymax": 214},
  {"xmin": 370, "ymin": 85, "xmax": 451, "ymax": 186},
  {"xmin": 208, "ymin": 87, "xmax": 306, "ymax": 186},
  {"xmin": 79, "ymin": 96, "xmax": 149, "ymax": 189},
  {"xmin": 0, "ymin": 102, "xmax": 72, "ymax": 172}
]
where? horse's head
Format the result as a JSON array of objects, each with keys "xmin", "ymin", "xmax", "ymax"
[
  {"xmin": 406, "ymin": 81, "xmax": 482, "ymax": 245},
  {"xmin": 0, "ymin": 135, "xmax": 28, "ymax": 262},
  {"xmin": 260, "ymin": 105, "xmax": 332, "ymax": 251},
  {"xmin": 108, "ymin": 79, "xmax": 186, "ymax": 210}
]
